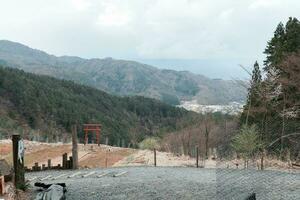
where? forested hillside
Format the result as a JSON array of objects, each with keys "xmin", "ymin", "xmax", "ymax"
[
  {"xmin": 0, "ymin": 40, "xmax": 246, "ymax": 105},
  {"xmin": 159, "ymin": 17, "xmax": 300, "ymax": 164},
  {"xmin": 240, "ymin": 17, "xmax": 300, "ymax": 160},
  {"xmin": 0, "ymin": 66, "xmax": 198, "ymax": 146}
]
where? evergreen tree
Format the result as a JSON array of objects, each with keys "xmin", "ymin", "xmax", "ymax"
[
  {"xmin": 264, "ymin": 22, "xmax": 285, "ymax": 73},
  {"xmin": 240, "ymin": 17, "xmax": 300, "ymax": 159},
  {"xmin": 264, "ymin": 17, "xmax": 300, "ymax": 76},
  {"xmin": 260, "ymin": 17, "xmax": 300, "ymax": 158},
  {"xmin": 241, "ymin": 61, "xmax": 262, "ymax": 126}
]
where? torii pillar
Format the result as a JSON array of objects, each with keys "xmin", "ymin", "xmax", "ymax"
[{"xmin": 83, "ymin": 124, "xmax": 101, "ymax": 146}]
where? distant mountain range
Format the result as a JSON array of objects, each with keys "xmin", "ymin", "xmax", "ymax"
[{"xmin": 0, "ymin": 40, "xmax": 247, "ymax": 105}]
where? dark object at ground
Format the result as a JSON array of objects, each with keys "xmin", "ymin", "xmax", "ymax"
[
  {"xmin": 34, "ymin": 182, "xmax": 67, "ymax": 200},
  {"xmin": 246, "ymin": 193, "xmax": 256, "ymax": 200},
  {"xmin": 34, "ymin": 182, "xmax": 66, "ymax": 189}
]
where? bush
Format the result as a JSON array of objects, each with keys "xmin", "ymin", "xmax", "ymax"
[
  {"xmin": 139, "ymin": 137, "xmax": 160, "ymax": 150},
  {"xmin": 231, "ymin": 124, "xmax": 262, "ymax": 160}
]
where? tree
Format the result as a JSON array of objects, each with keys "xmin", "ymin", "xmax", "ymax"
[
  {"xmin": 201, "ymin": 114, "xmax": 215, "ymax": 159},
  {"xmin": 231, "ymin": 125, "xmax": 262, "ymax": 168},
  {"xmin": 278, "ymin": 53, "xmax": 300, "ymax": 118},
  {"xmin": 241, "ymin": 61, "xmax": 262, "ymax": 126},
  {"xmin": 264, "ymin": 22, "xmax": 285, "ymax": 73},
  {"xmin": 264, "ymin": 17, "xmax": 300, "ymax": 76},
  {"xmin": 139, "ymin": 137, "xmax": 160, "ymax": 150},
  {"xmin": 240, "ymin": 17, "xmax": 300, "ymax": 160},
  {"xmin": 263, "ymin": 17, "xmax": 300, "ymax": 157}
]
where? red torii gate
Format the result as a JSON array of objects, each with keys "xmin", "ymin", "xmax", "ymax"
[{"xmin": 83, "ymin": 124, "xmax": 101, "ymax": 146}]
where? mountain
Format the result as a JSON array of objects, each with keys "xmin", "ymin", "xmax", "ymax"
[
  {"xmin": 0, "ymin": 40, "xmax": 247, "ymax": 105},
  {"xmin": 0, "ymin": 66, "xmax": 198, "ymax": 146}
]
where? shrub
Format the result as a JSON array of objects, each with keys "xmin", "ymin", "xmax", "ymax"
[
  {"xmin": 231, "ymin": 124, "xmax": 262, "ymax": 160},
  {"xmin": 139, "ymin": 137, "xmax": 160, "ymax": 150}
]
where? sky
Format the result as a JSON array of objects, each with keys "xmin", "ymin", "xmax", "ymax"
[{"xmin": 0, "ymin": 0, "xmax": 299, "ymax": 79}]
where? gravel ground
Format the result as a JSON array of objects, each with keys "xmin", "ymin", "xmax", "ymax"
[{"xmin": 26, "ymin": 167, "xmax": 300, "ymax": 200}]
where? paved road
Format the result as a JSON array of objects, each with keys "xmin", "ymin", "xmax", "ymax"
[{"xmin": 27, "ymin": 167, "xmax": 300, "ymax": 200}]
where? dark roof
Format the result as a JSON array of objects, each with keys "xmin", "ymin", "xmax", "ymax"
[{"xmin": 0, "ymin": 159, "xmax": 12, "ymax": 176}]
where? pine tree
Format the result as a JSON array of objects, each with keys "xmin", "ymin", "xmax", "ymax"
[
  {"xmin": 242, "ymin": 61, "xmax": 262, "ymax": 126},
  {"xmin": 264, "ymin": 22, "xmax": 285, "ymax": 73},
  {"xmin": 264, "ymin": 17, "xmax": 300, "ymax": 76},
  {"xmin": 262, "ymin": 17, "xmax": 300, "ymax": 158}
]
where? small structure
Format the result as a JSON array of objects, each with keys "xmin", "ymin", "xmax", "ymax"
[{"xmin": 83, "ymin": 124, "xmax": 101, "ymax": 145}]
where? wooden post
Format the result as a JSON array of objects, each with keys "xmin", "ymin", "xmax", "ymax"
[
  {"xmin": 12, "ymin": 134, "xmax": 25, "ymax": 188},
  {"xmin": 34, "ymin": 162, "xmax": 39, "ymax": 171},
  {"xmin": 260, "ymin": 149, "xmax": 265, "ymax": 170},
  {"xmin": 196, "ymin": 146, "xmax": 199, "ymax": 168},
  {"xmin": 154, "ymin": 148, "xmax": 157, "ymax": 167},
  {"xmin": 62, "ymin": 153, "xmax": 68, "ymax": 169},
  {"xmin": 96, "ymin": 129, "xmax": 100, "ymax": 146},
  {"xmin": 69, "ymin": 156, "xmax": 73, "ymax": 169},
  {"xmin": 48, "ymin": 159, "xmax": 52, "ymax": 170},
  {"xmin": 72, "ymin": 125, "xmax": 79, "ymax": 169},
  {"xmin": 105, "ymin": 150, "xmax": 108, "ymax": 168},
  {"xmin": 84, "ymin": 130, "xmax": 88, "ymax": 145}
]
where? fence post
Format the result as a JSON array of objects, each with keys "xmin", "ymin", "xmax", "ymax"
[
  {"xmin": 105, "ymin": 149, "xmax": 108, "ymax": 168},
  {"xmin": 62, "ymin": 153, "xmax": 68, "ymax": 169},
  {"xmin": 196, "ymin": 146, "xmax": 199, "ymax": 168},
  {"xmin": 48, "ymin": 159, "xmax": 51, "ymax": 170},
  {"xmin": 154, "ymin": 148, "xmax": 157, "ymax": 167},
  {"xmin": 69, "ymin": 156, "xmax": 73, "ymax": 169},
  {"xmin": 12, "ymin": 134, "xmax": 25, "ymax": 188},
  {"xmin": 72, "ymin": 125, "xmax": 79, "ymax": 169},
  {"xmin": 34, "ymin": 162, "xmax": 39, "ymax": 171}
]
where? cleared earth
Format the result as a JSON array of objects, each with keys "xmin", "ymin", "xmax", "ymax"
[{"xmin": 26, "ymin": 167, "xmax": 300, "ymax": 200}]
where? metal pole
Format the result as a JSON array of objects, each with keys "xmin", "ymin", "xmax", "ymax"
[
  {"xmin": 154, "ymin": 148, "xmax": 157, "ymax": 167},
  {"xmin": 196, "ymin": 146, "xmax": 199, "ymax": 168}
]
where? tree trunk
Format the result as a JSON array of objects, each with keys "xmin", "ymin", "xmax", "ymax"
[
  {"xmin": 246, "ymin": 98, "xmax": 252, "ymax": 126},
  {"xmin": 260, "ymin": 151, "xmax": 264, "ymax": 170},
  {"xmin": 280, "ymin": 94, "xmax": 286, "ymax": 160}
]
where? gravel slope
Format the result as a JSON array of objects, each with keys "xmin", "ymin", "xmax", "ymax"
[{"xmin": 26, "ymin": 167, "xmax": 300, "ymax": 200}]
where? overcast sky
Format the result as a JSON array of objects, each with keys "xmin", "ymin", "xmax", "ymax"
[{"xmin": 0, "ymin": 0, "xmax": 299, "ymax": 79}]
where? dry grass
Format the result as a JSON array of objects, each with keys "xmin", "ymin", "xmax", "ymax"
[
  {"xmin": 0, "ymin": 140, "xmax": 136, "ymax": 169},
  {"xmin": 79, "ymin": 147, "xmax": 136, "ymax": 168}
]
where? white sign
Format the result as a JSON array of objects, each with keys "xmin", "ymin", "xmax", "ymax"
[{"xmin": 18, "ymin": 139, "xmax": 25, "ymax": 163}]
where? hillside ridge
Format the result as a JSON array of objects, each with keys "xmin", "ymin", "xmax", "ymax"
[{"xmin": 0, "ymin": 40, "xmax": 247, "ymax": 105}]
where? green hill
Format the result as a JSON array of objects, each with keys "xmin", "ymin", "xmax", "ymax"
[
  {"xmin": 0, "ymin": 66, "xmax": 198, "ymax": 146},
  {"xmin": 0, "ymin": 40, "xmax": 246, "ymax": 105}
]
